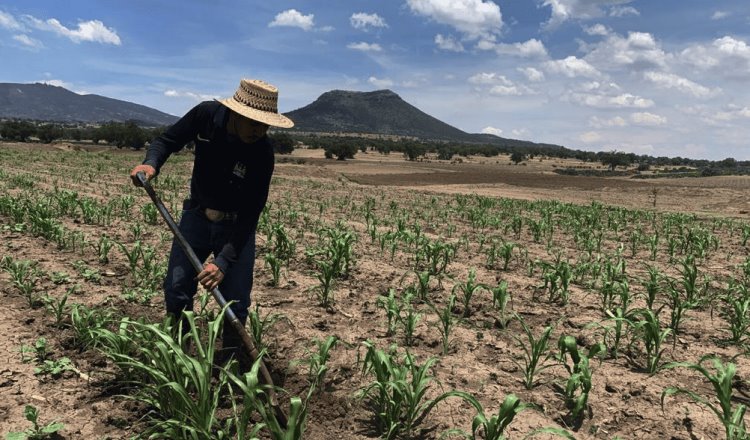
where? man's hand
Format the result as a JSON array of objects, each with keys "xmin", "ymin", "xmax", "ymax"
[
  {"xmin": 196, "ymin": 263, "xmax": 224, "ymax": 291},
  {"xmin": 130, "ymin": 164, "xmax": 156, "ymax": 187}
]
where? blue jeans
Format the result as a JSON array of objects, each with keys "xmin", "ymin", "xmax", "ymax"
[{"xmin": 163, "ymin": 205, "xmax": 255, "ymax": 323}]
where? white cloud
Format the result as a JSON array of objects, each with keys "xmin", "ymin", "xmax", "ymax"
[
  {"xmin": 482, "ymin": 126, "xmax": 503, "ymax": 136},
  {"xmin": 468, "ymin": 72, "xmax": 508, "ymax": 85},
  {"xmin": 469, "ymin": 72, "xmax": 533, "ymax": 95},
  {"xmin": 609, "ymin": 6, "xmax": 639, "ymax": 17},
  {"xmin": 0, "ymin": 10, "xmax": 23, "ymax": 31},
  {"xmin": 269, "ymin": 9, "xmax": 314, "ymax": 31},
  {"xmin": 541, "ymin": 0, "xmax": 635, "ymax": 28},
  {"xmin": 41, "ymin": 79, "xmax": 72, "ymax": 89},
  {"xmin": 164, "ymin": 89, "xmax": 219, "ymax": 101},
  {"xmin": 589, "ymin": 115, "xmax": 627, "ymax": 128},
  {"xmin": 435, "ymin": 34, "xmax": 464, "ymax": 52},
  {"xmin": 350, "ymin": 12, "xmax": 387, "ymax": 30},
  {"xmin": 579, "ymin": 131, "xmax": 602, "ymax": 143},
  {"xmin": 711, "ymin": 11, "xmax": 729, "ymax": 20},
  {"xmin": 512, "ymin": 128, "xmax": 531, "ymax": 138},
  {"xmin": 643, "ymin": 71, "xmax": 718, "ymax": 98},
  {"xmin": 406, "ymin": 0, "xmax": 503, "ymax": 40},
  {"xmin": 584, "ymin": 31, "xmax": 668, "ymax": 71},
  {"xmin": 518, "ymin": 67, "xmax": 545, "ymax": 82},
  {"xmin": 630, "ymin": 112, "xmax": 667, "ymax": 126},
  {"xmin": 347, "ymin": 42, "xmax": 383, "ymax": 52},
  {"xmin": 368, "ymin": 76, "xmax": 394, "ymax": 88},
  {"xmin": 491, "ymin": 38, "xmax": 548, "ymax": 58},
  {"xmin": 24, "ymin": 16, "xmax": 121, "ymax": 45},
  {"xmin": 13, "ymin": 34, "xmax": 43, "ymax": 49},
  {"xmin": 711, "ymin": 106, "xmax": 750, "ymax": 122},
  {"xmin": 544, "ymin": 56, "xmax": 601, "ymax": 78},
  {"xmin": 679, "ymin": 36, "xmax": 750, "ymax": 77},
  {"xmin": 567, "ymin": 91, "xmax": 654, "ymax": 109},
  {"xmin": 583, "ymin": 24, "xmax": 609, "ymax": 36}
]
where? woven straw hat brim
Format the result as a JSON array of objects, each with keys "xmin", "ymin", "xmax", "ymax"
[{"xmin": 218, "ymin": 98, "xmax": 294, "ymax": 128}]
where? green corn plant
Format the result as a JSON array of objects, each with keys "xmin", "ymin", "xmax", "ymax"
[
  {"xmin": 452, "ymin": 268, "xmax": 490, "ymax": 318},
  {"xmin": 247, "ymin": 303, "xmax": 288, "ymax": 353},
  {"xmin": 398, "ymin": 291, "xmax": 422, "ymax": 347},
  {"xmin": 511, "ymin": 316, "xmax": 555, "ymax": 389},
  {"xmin": 720, "ymin": 283, "xmax": 750, "ymax": 346},
  {"xmin": 679, "ymin": 254, "xmax": 701, "ymax": 305},
  {"xmin": 441, "ymin": 392, "xmax": 574, "ymax": 440},
  {"xmin": 6, "ymin": 259, "xmax": 41, "ymax": 308},
  {"xmin": 430, "ymin": 293, "xmax": 457, "ymax": 354},
  {"xmin": 20, "ymin": 338, "xmax": 51, "ymax": 364},
  {"xmin": 293, "ymin": 335, "xmax": 340, "ymax": 395},
  {"xmin": 107, "ymin": 310, "xmax": 234, "ymax": 439},
  {"xmin": 313, "ymin": 259, "xmax": 337, "ymax": 308},
  {"xmin": 490, "ymin": 281, "xmax": 512, "ymax": 329},
  {"xmin": 377, "ymin": 288, "xmax": 401, "ymax": 337},
  {"xmin": 5, "ymin": 405, "xmax": 64, "ymax": 440},
  {"xmin": 70, "ymin": 303, "xmax": 114, "ymax": 349},
  {"xmin": 116, "ymin": 240, "xmax": 142, "ymax": 274},
  {"xmin": 662, "ymin": 355, "xmax": 747, "ymax": 440},
  {"xmin": 498, "ymin": 241, "xmax": 515, "ymax": 271},
  {"xmin": 399, "ymin": 269, "xmax": 433, "ymax": 301},
  {"xmin": 648, "ymin": 231, "xmax": 660, "ymax": 261},
  {"xmin": 43, "ymin": 292, "xmax": 69, "ymax": 328},
  {"xmin": 627, "ymin": 308, "xmax": 671, "ymax": 374},
  {"xmin": 556, "ymin": 335, "xmax": 605, "ymax": 422},
  {"xmin": 91, "ymin": 234, "xmax": 114, "ymax": 264},
  {"xmin": 141, "ymin": 202, "xmax": 159, "ymax": 225},
  {"xmin": 357, "ymin": 341, "xmax": 464, "ymax": 439},
  {"xmin": 264, "ymin": 252, "xmax": 283, "ymax": 287},
  {"xmin": 642, "ymin": 265, "xmax": 663, "ymax": 311}
]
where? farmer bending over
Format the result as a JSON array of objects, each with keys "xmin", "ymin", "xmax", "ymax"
[{"xmin": 129, "ymin": 78, "xmax": 293, "ymax": 365}]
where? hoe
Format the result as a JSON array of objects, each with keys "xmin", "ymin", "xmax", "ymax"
[{"xmin": 135, "ymin": 171, "xmax": 287, "ymax": 427}]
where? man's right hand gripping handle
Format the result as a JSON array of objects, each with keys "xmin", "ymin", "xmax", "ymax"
[{"xmin": 130, "ymin": 164, "xmax": 156, "ymax": 187}]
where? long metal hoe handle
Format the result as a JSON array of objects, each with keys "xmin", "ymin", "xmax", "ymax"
[{"xmin": 135, "ymin": 171, "xmax": 287, "ymax": 426}]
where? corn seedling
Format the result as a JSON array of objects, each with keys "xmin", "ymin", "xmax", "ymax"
[
  {"xmin": 264, "ymin": 252, "xmax": 283, "ymax": 287},
  {"xmin": 511, "ymin": 316, "xmax": 555, "ymax": 389},
  {"xmin": 6, "ymin": 259, "xmax": 41, "ymax": 308},
  {"xmin": 627, "ymin": 308, "xmax": 671, "ymax": 374},
  {"xmin": 662, "ymin": 355, "xmax": 748, "ymax": 440},
  {"xmin": 377, "ymin": 288, "xmax": 401, "ymax": 337},
  {"xmin": 358, "ymin": 341, "xmax": 463, "ymax": 439},
  {"xmin": 293, "ymin": 335, "xmax": 340, "ymax": 395},
  {"xmin": 556, "ymin": 335, "xmax": 605, "ymax": 422},
  {"xmin": 398, "ymin": 291, "xmax": 422, "ymax": 346},
  {"xmin": 5, "ymin": 405, "xmax": 64, "ymax": 440},
  {"xmin": 452, "ymin": 268, "xmax": 490, "ymax": 318},
  {"xmin": 247, "ymin": 303, "xmax": 288, "ymax": 353},
  {"xmin": 43, "ymin": 292, "xmax": 69, "ymax": 328},
  {"xmin": 491, "ymin": 281, "xmax": 512, "ymax": 329},
  {"xmin": 430, "ymin": 293, "xmax": 457, "ymax": 354}
]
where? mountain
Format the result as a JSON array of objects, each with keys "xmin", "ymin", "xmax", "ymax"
[
  {"xmin": 283, "ymin": 89, "xmax": 563, "ymax": 149},
  {"xmin": 0, "ymin": 83, "xmax": 178, "ymax": 126}
]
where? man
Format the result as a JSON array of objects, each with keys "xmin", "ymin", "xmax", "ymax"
[{"xmin": 129, "ymin": 78, "xmax": 293, "ymax": 363}]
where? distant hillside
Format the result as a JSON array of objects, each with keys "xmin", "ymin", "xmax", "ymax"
[
  {"xmin": 0, "ymin": 83, "xmax": 178, "ymax": 126},
  {"xmin": 283, "ymin": 89, "xmax": 564, "ymax": 150}
]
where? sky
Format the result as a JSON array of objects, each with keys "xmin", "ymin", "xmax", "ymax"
[{"xmin": 2, "ymin": 1, "xmax": 750, "ymax": 160}]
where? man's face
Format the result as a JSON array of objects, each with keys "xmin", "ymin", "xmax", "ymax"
[{"xmin": 230, "ymin": 112, "xmax": 269, "ymax": 144}]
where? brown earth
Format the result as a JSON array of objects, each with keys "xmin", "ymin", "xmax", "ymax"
[{"xmin": 0, "ymin": 142, "xmax": 749, "ymax": 439}]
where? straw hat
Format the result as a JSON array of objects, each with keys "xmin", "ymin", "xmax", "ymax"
[{"xmin": 219, "ymin": 79, "xmax": 294, "ymax": 128}]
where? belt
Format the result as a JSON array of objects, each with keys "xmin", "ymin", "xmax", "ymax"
[{"xmin": 203, "ymin": 208, "xmax": 239, "ymax": 222}]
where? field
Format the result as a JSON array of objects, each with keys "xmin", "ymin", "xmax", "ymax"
[{"xmin": 1, "ymin": 142, "xmax": 749, "ymax": 439}]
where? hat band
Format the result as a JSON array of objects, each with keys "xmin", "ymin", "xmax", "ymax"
[{"xmin": 232, "ymin": 91, "xmax": 276, "ymax": 112}]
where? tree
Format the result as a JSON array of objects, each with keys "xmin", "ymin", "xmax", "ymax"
[
  {"xmin": 402, "ymin": 142, "xmax": 426, "ymax": 161},
  {"xmin": 437, "ymin": 146, "xmax": 454, "ymax": 160},
  {"xmin": 268, "ymin": 132, "xmax": 295, "ymax": 154},
  {"xmin": 600, "ymin": 151, "xmax": 632, "ymax": 171},
  {"xmin": 0, "ymin": 121, "xmax": 36, "ymax": 142},
  {"xmin": 36, "ymin": 124, "xmax": 64, "ymax": 143},
  {"xmin": 324, "ymin": 141, "xmax": 357, "ymax": 160},
  {"xmin": 510, "ymin": 151, "xmax": 526, "ymax": 164}
]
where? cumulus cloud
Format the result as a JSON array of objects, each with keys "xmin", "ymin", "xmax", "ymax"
[
  {"xmin": 368, "ymin": 76, "xmax": 394, "ymax": 88},
  {"xmin": 435, "ymin": 34, "xmax": 464, "ymax": 52},
  {"xmin": 583, "ymin": 24, "xmax": 609, "ymax": 36},
  {"xmin": 406, "ymin": 0, "xmax": 503, "ymax": 40},
  {"xmin": 679, "ymin": 36, "xmax": 750, "ymax": 77},
  {"xmin": 630, "ymin": 112, "xmax": 667, "ymax": 126},
  {"xmin": 0, "ymin": 10, "xmax": 24, "ymax": 31},
  {"xmin": 469, "ymin": 72, "xmax": 533, "ymax": 95},
  {"xmin": 643, "ymin": 71, "xmax": 718, "ymax": 98},
  {"xmin": 609, "ymin": 6, "xmax": 639, "ymax": 17},
  {"xmin": 350, "ymin": 12, "xmax": 387, "ymax": 30},
  {"xmin": 13, "ymin": 33, "xmax": 43, "ymax": 49},
  {"xmin": 711, "ymin": 106, "xmax": 750, "ymax": 122},
  {"xmin": 566, "ymin": 89, "xmax": 654, "ymax": 109},
  {"xmin": 544, "ymin": 56, "xmax": 601, "ymax": 78},
  {"xmin": 518, "ymin": 67, "xmax": 545, "ymax": 82},
  {"xmin": 711, "ymin": 11, "xmax": 729, "ymax": 20},
  {"xmin": 584, "ymin": 31, "xmax": 668, "ymax": 71},
  {"xmin": 24, "ymin": 16, "xmax": 121, "ymax": 45},
  {"xmin": 482, "ymin": 126, "xmax": 503, "ymax": 136},
  {"xmin": 164, "ymin": 90, "xmax": 219, "ymax": 101},
  {"xmin": 579, "ymin": 131, "xmax": 602, "ymax": 143},
  {"xmin": 589, "ymin": 115, "xmax": 627, "ymax": 128},
  {"xmin": 347, "ymin": 42, "xmax": 383, "ymax": 52},
  {"xmin": 269, "ymin": 9, "xmax": 314, "ymax": 31},
  {"xmin": 488, "ymin": 38, "xmax": 548, "ymax": 58},
  {"xmin": 541, "ymin": 0, "xmax": 636, "ymax": 28}
]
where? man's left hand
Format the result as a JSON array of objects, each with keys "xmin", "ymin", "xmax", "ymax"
[{"xmin": 196, "ymin": 263, "xmax": 224, "ymax": 291}]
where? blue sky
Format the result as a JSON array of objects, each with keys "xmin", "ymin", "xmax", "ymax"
[{"xmin": 2, "ymin": 1, "xmax": 750, "ymax": 160}]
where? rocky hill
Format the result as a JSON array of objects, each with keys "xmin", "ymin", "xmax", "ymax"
[
  {"xmin": 0, "ymin": 83, "xmax": 178, "ymax": 126},
  {"xmin": 283, "ymin": 89, "xmax": 563, "ymax": 149}
]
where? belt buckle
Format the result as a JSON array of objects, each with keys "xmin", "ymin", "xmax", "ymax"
[{"xmin": 204, "ymin": 208, "xmax": 225, "ymax": 222}]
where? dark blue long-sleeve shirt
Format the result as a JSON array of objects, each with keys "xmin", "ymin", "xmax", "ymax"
[{"xmin": 143, "ymin": 100, "xmax": 274, "ymax": 273}]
